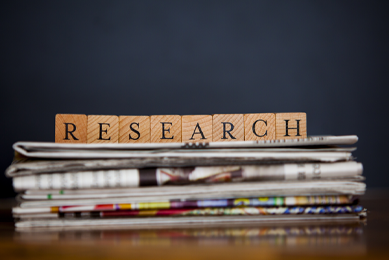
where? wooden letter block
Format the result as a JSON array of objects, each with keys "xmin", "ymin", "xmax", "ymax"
[
  {"xmin": 182, "ymin": 115, "xmax": 213, "ymax": 142},
  {"xmin": 119, "ymin": 116, "xmax": 150, "ymax": 143},
  {"xmin": 213, "ymin": 114, "xmax": 244, "ymax": 142},
  {"xmin": 150, "ymin": 115, "xmax": 181, "ymax": 143},
  {"xmin": 275, "ymin": 112, "xmax": 307, "ymax": 140},
  {"xmin": 244, "ymin": 113, "xmax": 276, "ymax": 141},
  {"xmin": 55, "ymin": 114, "xmax": 87, "ymax": 143},
  {"xmin": 87, "ymin": 115, "xmax": 119, "ymax": 143}
]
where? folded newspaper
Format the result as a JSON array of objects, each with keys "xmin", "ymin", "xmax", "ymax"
[{"xmin": 5, "ymin": 135, "xmax": 366, "ymax": 229}]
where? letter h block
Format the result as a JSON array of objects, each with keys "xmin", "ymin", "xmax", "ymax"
[
  {"xmin": 213, "ymin": 114, "xmax": 244, "ymax": 142},
  {"xmin": 55, "ymin": 114, "xmax": 87, "ymax": 143},
  {"xmin": 275, "ymin": 113, "xmax": 307, "ymax": 140},
  {"xmin": 150, "ymin": 115, "xmax": 182, "ymax": 143},
  {"xmin": 87, "ymin": 115, "xmax": 119, "ymax": 143}
]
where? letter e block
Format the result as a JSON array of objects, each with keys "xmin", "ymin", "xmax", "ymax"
[
  {"xmin": 150, "ymin": 115, "xmax": 182, "ymax": 143},
  {"xmin": 213, "ymin": 114, "xmax": 244, "ymax": 142},
  {"xmin": 182, "ymin": 115, "xmax": 212, "ymax": 142},
  {"xmin": 119, "ymin": 116, "xmax": 150, "ymax": 143},
  {"xmin": 275, "ymin": 113, "xmax": 307, "ymax": 140},
  {"xmin": 87, "ymin": 115, "xmax": 119, "ymax": 143},
  {"xmin": 244, "ymin": 113, "xmax": 275, "ymax": 141},
  {"xmin": 55, "ymin": 114, "xmax": 87, "ymax": 143}
]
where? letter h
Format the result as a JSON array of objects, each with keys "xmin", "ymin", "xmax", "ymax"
[{"xmin": 284, "ymin": 120, "xmax": 301, "ymax": 137}]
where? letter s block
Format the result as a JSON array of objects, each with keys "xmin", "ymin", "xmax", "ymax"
[
  {"xmin": 275, "ymin": 113, "xmax": 307, "ymax": 140},
  {"xmin": 244, "ymin": 113, "xmax": 276, "ymax": 141},
  {"xmin": 55, "ymin": 114, "xmax": 87, "ymax": 143},
  {"xmin": 182, "ymin": 115, "xmax": 213, "ymax": 142},
  {"xmin": 119, "ymin": 116, "xmax": 150, "ymax": 143},
  {"xmin": 87, "ymin": 115, "xmax": 119, "ymax": 143},
  {"xmin": 213, "ymin": 114, "xmax": 244, "ymax": 142},
  {"xmin": 150, "ymin": 115, "xmax": 181, "ymax": 143}
]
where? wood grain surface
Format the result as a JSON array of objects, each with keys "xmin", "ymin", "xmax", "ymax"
[
  {"xmin": 55, "ymin": 114, "xmax": 87, "ymax": 143},
  {"xmin": 213, "ymin": 114, "xmax": 244, "ymax": 142},
  {"xmin": 244, "ymin": 113, "xmax": 276, "ymax": 141},
  {"xmin": 150, "ymin": 115, "xmax": 181, "ymax": 143},
  {"xmin": 119, "ymin": 116, "xmax": 150, "ymax": 143},
  {"xmin": 275, "ymin": 113, "xmax": 307, "ymax": 140},
  {"xmin": 87, "ymin": 115, "xmax": 119, "ymax": 143},
  {"xmin": 182, "ymin": 115, "xmax": 212, "ymax": 142}
]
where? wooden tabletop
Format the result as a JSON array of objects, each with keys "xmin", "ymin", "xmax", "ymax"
[{"xmin": 1, "ymin": 189, "xmax": 388, "ymax": 260}]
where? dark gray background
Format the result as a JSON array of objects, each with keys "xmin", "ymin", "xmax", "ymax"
[{"xmin": 0, "ymin": 1, "xmax": 388, "ymax": 198}]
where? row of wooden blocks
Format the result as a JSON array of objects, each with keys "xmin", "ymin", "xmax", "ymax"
[{"xmin": 55, "ymin": 113, "xmax": 307, "ymax": 143}]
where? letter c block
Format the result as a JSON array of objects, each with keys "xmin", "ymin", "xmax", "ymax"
[{"xmin": 244, "ymin": 113, "xmax": 276, "ymax": 141}]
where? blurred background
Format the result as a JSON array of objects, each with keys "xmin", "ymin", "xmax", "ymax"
[{"xmin": 0, "ymin": 1, "xmax": 388, "ymax": 198}]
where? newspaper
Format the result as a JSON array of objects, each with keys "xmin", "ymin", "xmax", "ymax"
[
  {"xmin": 12, "ymin": 135, "xmax": 357, "ymax": 159},
  {"xmin": 15, "ymin": 214, "xmax": 364, "ymax": 229},
  {"xmin": 13, "ymin": 195, "xmax": 357, "ymax": 215},
  {"xmin": 11, "ymin": 162, "xmax": 363, "ymax": 190},
  {"xmin": 6, "ymin": 147, "xmax": 357, "ymax": 177},
  {"xmin": 17, "ymin": 180, "xmax": 366, "ymax": 208},
  {"xmin": 15, "ymin": 205, "xmax": 364, "ymax": 220},
  {"xmin": 8, "ymin": 135, "xmax": 366, "ymax": 230}
]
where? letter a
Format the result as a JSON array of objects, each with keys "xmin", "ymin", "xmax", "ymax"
[{"xmin": 189, "ymin": 123, "xmax": 206, "ymax": 140}]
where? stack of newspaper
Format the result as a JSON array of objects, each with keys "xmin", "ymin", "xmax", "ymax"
[{"xmin": 6, "ymin": 135, "xmax": 366, "ymax": 230}]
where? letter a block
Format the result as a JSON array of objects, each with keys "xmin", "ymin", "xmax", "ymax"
[
  {"xmin": 150, "ymin": 115, "xmax": 181, "ymax": 143},
  {"xmin": 55, "ymin": 114, "xmax": 87, "ymax": 143},
  {"xmin": 182, "ymin": 115, "xmax": 213, "ymax": 142},
  {"xmin": 87, "ymin": 115, "xmax": 119, "ymax": 143},
  {"xmin": 213, "ymin": 114, "xmax": 244, "ymax": 142},
  {"xmin": 244, "ymin": 113, "xmax": 276, "ymax": 141},
  {"xmin": 275, "ymin": 113, "xmax": 307, "ymax": 140},
  {"xmin": 119, "ymin": 116, "xmax": 150, "ymax": 143}
]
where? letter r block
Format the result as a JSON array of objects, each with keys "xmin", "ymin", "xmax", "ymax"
[
  {"xmin": 275, "ymin": 113, "xmax": 307, "ymax": 140},
  {"xmin": 244, "ymin": 113, "xmax": 276, "ymax": 141},
  {"xmin": 213, "ymin": 114, "xmax": 244, "ymax": 142},
  {"xmin": 182, "ymin": 115, "xmax": 213, "ymax": 142},
  {"xmin": 55, "ymin": 114, "xmax": 87, "ymax": 143},
  {"xmin": 87, "ymin": 115, "xmax": 119, "ymax": 143},
  {"xmin": 119, "ymin": 116, "xmax": 150, "ymax": 143},
  {"xmin": 150, "ymin": 115, "xmax": 182, "ymax": 143}
]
